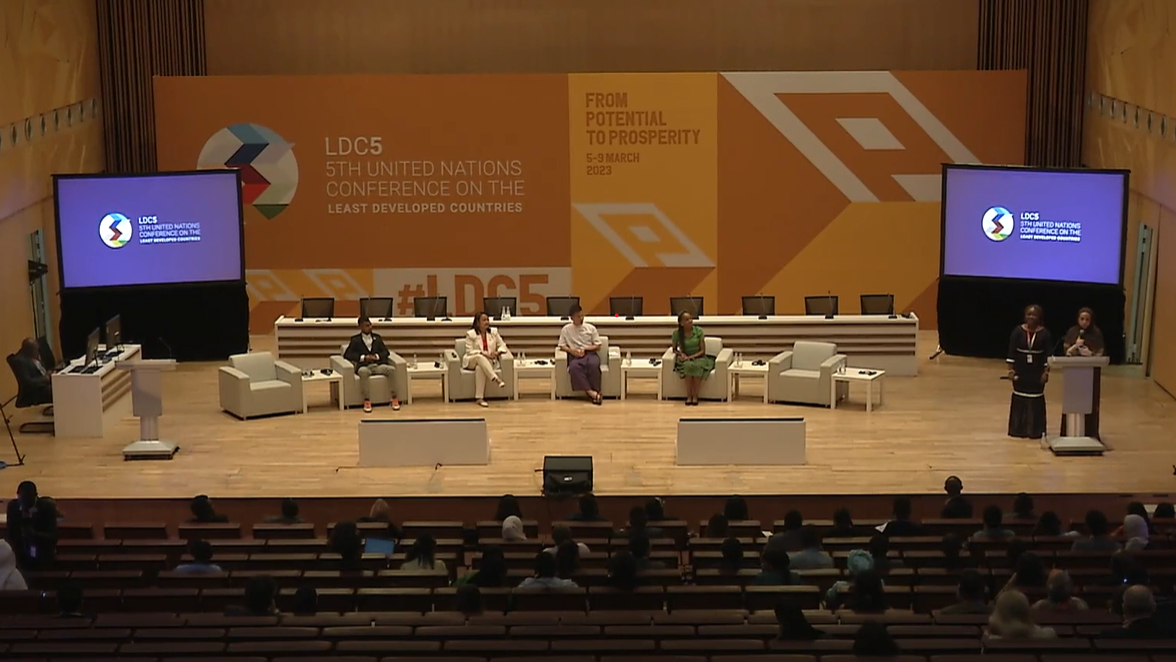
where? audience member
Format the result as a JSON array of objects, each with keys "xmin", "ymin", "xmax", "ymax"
[
  {"xmin": 987, "ymin": 591, "xmax": 1056, "ymax": 639},
  {"xmin": 5, "ymin": 480, "xmax": 58, "ymax": 569},
  {"xmin": 458, "ymin": 546, "xmax": 507, "ymax": 588},
  {"xmin": 229, "ymin": 576, "xmax": 278, "ymax": 616},
  {"xmin": 828, "ymin": 507, "xmax": 856, "ymax": 538},
  {"xmin": 188, "ymin": 494, "xmax": 229, "ymax": 524},
  {"xmin": 1123, "ymin": 513, "xmax": 1150, "ymax": 551},
  {"xmin": 1032, "ymin": 511, "xmax": 1064, "ymax": 537},
  {"xmin": 853, "ymin": 620, "xmax": 900, "ymax": 656},
  {"xmin": 941, "ymin": 533, "xmax": 966, "ymax": 570},
  {"xmin": 628, "ymin": 534, "xmax": 664, "ymax": 570},
  {"xmin": 518, "ymin": 551, "xmax": 577, "ymax": 588},
  {"xmin": 645, "ymin": 497, "xmax": 671, "ymax": 522},
  {"xmin": 883, "ymin": 497, "xmax": 926, "ymax": 536},
  {"xmin": 567, "ymin": 493, "xmax": 606, "ymax": 522},
  {"xmin": 175, "ymin": 539, "xmax": 222, "ymax": 573},
  {"xmin": 788, "ymin": 526, "xmax": 834, "ymax": 570},
  {"xmin": 1032, "ymin": 569, "xmax": 1087, "ymax": 612},
  {"xmin": 495, "ymin": 494, "xmax": 523, "ymax": 521},
  {"xmin": 938, "ymin": 569, "xmax": 991, "ymax": 615},
  {"xmin": 357, "ymin": 498, "xmax": 402, "ymax": 539},
  {"xmin": 1001, "ymin": 552, "xmax": 1047, "ymax": 594},
  {"xmin": 941, "ymin": 476, "xmax": 973, "ymax": 518},
  {"xmin": 706, "ymin": 513, "xmax": 730, "ymax": 537},
  {"xmin": 290, "ymin": 586, "xmax": 317, "ymax": 615},
  {"xmin": 1153, "ymin": 502, "xmax": 1175, "ymax": 520},
  {"xmin": 1100, "ymin": 585, "xmax": 1175, "ymax": 638},
  {"xmin": 0, "ymin": 540, "xmax": 29, "ymax": 590},
  {"xmin": 774, "ymin": 598, "xmax": 824, "ymax": 640},
  {"xmin": 753, "ymin": 545, "xmax": 799, "ymax": 586},
  {"xmin": 1004, "ymin": 539, "xmax": 1029, "ymax": 568},
  {"xmin": 1010, "ymin": 493, "xmax": 1036, "ymax": 520},
  {"xmin": 973, "ymin": 505, "xmax": 1015, "ymax": 540},
  {"xmin": 608, "ymin": 551, "xmax": 639, "ymax": 591},
  {"xmin": 770, "ymin": 510, "xmax": 805, "ymax": 551},
  {"xmin": 545, "ymin": 524, "xmax": 590, "ymax": 554},
  {"xmin": 845, "ymin": 569, "xmax": 888, "ymax": 613},
  {"xmin": 501, "ymin": 515, "xmax": 528, "ymax": 542},
  {"xmin": 825, "ymin": 549, "xmax": 874, "ymax": 607},
  {"xmin": 1072, "ymin": 509, "xmax": 1121, "ymax": 552},
  {"xmin": 619, "ymin": 505, "xmax": 663, "ymax": 539},
  {"xmin": 555, "ymin": 540, "xmax": 581, "ymax": 579},
  {"xmin": 868, "ymin": 535, "xmax": 901, "ymax": 572},
  {"xmin": 1124, "ymin": 501, "xmax": 1154, "ymax": 533},
  {"xmin": 328, "ymin": 521, "xmax": 364, "ymax": 570},
  {"xmin": 401, "ymin": 534, "xmax": 446, "ymax": 573},
  {"xmin": 263, "ymin": 498, "xmax": 304, "ymax": 524},
  {"xmin": 719, "ymin": 537, "xmax": 744, "ymax": 573},
  {"xmin": 56, "ymin": 581, "xmax": 86, "ymax": 618},
  {"xmin": 724, "ymin": 496, "xmax": 749, "ymax": 521},
  {"xmin": 455, "ymin": 584, "xmax": 483, "ymax": 616}
]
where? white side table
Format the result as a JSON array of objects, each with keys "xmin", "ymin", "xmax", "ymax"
[
  {"xmin": 513, "ymin": 358, "xmax": 556, "ymax": 400},
  {"xmin": 728, "ymin": 361, "xmax": 770, "ymax": 403},
  {"xmin": 405, "ymin": 363, "xmax": 448, "ymax": 405},
  {"xmin": 621, "ymin": 359, "xmax": 663, "ymax": 400},
  {"xmin": 831, "ymin": 368, "xmax": 886, "ymax": 412},
  {"xmin": 301, "ymin": 371, "xmax": 343, "ymax": 413}
]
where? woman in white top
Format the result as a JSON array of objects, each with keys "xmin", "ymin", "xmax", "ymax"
[
  {"xmin": 0, "ymin": 541, "xmax": 28, "ymax": 591},
  {"xmin": 464, "ymin": 312, "xmax": 509, "ymax": 407}
]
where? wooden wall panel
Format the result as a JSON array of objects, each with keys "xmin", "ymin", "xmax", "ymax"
[
  {"xmin": 203, "ymin": 0, "xmax": 980, "ymax": 75},
  {"xmin": 1086, "ymin": 0, "xmax": 1176, "ymax": 119},
  {"xmin": 0, "ymin": 0, "xmax": 104, "ymax": 400},
  {"xmin": 1154, "ymin": 209, "xmax": 1176, "ymax": 397}
]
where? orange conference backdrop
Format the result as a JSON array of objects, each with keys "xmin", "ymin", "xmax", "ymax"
[{"xmin": 153, "ymin": 72, "xmax": 1026, "ymax": 331}]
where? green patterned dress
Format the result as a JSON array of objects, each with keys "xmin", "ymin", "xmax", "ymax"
[{"xmin": 673, "ymin": 325, "xmax": 716, "ymax": 378}]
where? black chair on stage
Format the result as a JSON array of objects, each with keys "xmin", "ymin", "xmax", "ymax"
[
  {"xmin": 4, "ymin": 353, "xmax": 54, "ymax": 434},
  {"xmin": 546, "ymin": 296, "xmax": 580, "ymax": 320},
  {"xmin": 860, "ymin": 293, "xmax": 896, "ymax": 316},
  {"xmin": 670, "ymin": 296, "xmax": 704, "ymax": 318},
  {"xmin": 483, "ymin": 297, "xmax": 518, "ymax": 319}
]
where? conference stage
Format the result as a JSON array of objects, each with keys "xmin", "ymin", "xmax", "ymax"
[{"xmin": 7, "ymin": 332, "xmax": 1175, "ymax": 501}]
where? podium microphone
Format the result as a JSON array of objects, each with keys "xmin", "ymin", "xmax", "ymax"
[
  {"xmin": 824, "ymin": 290, "xmax": 835, "ymax": 320},
  {"xmin": 757, "ymin": 294, "xmax": 768, "ymax": 320}
]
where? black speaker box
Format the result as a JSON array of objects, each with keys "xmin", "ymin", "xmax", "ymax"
[{"xmin": 543, "ymin": 455, "xmax": 593, "ymax": 496}]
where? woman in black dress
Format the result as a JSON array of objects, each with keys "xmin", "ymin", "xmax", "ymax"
[
  {"xmin": 1060, "ymin": 307, "xmax": 1105, "ymax": 438},
  {"xmin": 1007, "ymin": 304, "xmax": 1052, "ymax": 439}
]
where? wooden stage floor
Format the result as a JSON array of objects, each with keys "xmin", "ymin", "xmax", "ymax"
[{"xmin": 6, "ymin": 333, "xmax": 1175, "ymax": 499}]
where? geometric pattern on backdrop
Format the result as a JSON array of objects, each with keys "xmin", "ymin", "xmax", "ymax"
[{"xmin": 197, "ymin": 122, "xmax": 298, "ymax": 219}]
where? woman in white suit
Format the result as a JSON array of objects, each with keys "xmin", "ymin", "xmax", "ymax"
[{"xmin": 465, "ymin": 311, "xmax": 509, "ymax": 407}]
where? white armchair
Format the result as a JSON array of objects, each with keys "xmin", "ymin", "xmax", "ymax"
[
  {"xmin": 766, "ymin": 340, "xmax": 848, "ymax": 407},
  {"xmin": 330, "ymin": 345, "xmax": 409, "ymax": 409},
  {"xmin": 446, "ymin": 338, "xmax": 515, "ymax": 402},
  {"xmin": 660, "ymin": 336, "xmax": 732, "ymax": 401},
  {"xmin": 218, "ymin": 351, "xmax": 303, "ymax": 419},
  {"xmin": 555, "ymin": 335, "xmax": 622, "ymax": 399}
]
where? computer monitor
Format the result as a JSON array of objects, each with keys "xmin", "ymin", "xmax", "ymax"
[
  {"xmin": 741, "ymin": 295, "xmax": 776, "ymax": 318},
  {"xmin": 804, "ymin": 295, "xmax": 839, "ymax": 317},
  {"xmin": 483, "ymin": 297, "xmax": 517, "ymax": 319},
  {"xmin": 363, "ymin": 537, "xmax": 396, "ymax": 556},
  {"xmin": 359, "ymin": 297, "xmax": 394, "ymax": 320},
  {"xmin": 104, "ymin": 314, "xmax": 121, "ymax": 351},
  {"xmin": 546, "ymin": 296, "xmax": 581, "ymax": 319},
  {"xmin": 860, "ymin": 293, "xmax": 895, "ymax": 316},
  {"xmin": 609, "ymin": 296, "xmax": 643, "ymax": 319},
  {"xmin": 670, "ymin": 296, "xmax": 704, "ymax": 318},
  {"xmin": 300, "ymin": 297, "xmax": 335, "ymax": 319},
  {"xmin": 413, "ymin": 296, "xmax": 449, "ymax": 320},
  {"xmin": 85, "ymin": 327, "xmax": 100, "ymax": 367}
]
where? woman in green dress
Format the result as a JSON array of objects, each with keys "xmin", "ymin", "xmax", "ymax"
[{"xmin": 672, "ymin": 311, "xmax": 715, "ymax": 406}]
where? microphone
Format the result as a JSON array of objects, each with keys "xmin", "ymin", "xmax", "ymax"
[
  {"xmin": 758, "ymin": 294, "xmax": 768, "ymax": 320},
  {"xmin": 824, "ymin": 290, "xmax": 835, "ymax": 320},
  {"xmin": 157, "ymin": 336, "xmax": 174, "ymax": 360},
  {"xmin": 626, "ymin": 295, "xmax": 636, "ymax": 321}
]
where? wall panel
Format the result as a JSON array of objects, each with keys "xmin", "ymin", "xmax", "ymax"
[
  {"xmin": 1154, "ymin": 209, "xmax": 1176, "ymax": 397},
  {"xmin": 203, "ymin": 0, "xmax": 980, "ymax": 75},
  {"xmin": 0, "ymin": 0, "xmax": 104, "ymax": 401}
]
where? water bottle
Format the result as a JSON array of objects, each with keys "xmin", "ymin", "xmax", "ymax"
[
  {"xmin": 625, "ymin": 350, "xmax": 632, "ymax": 366},
  {"xmin": 521, "ymin": 350, "xmax": 527, "ymax": 363},
  {"xmin": 411, "ymin": 353, "xmax": 418, "ymax": 369}
]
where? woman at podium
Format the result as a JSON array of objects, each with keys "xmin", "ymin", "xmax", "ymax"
[
  {"xmin": 1060, "ymin": 307, "xmax": 1104, "ymax": 438},
  {"xmin": 1007, "ymin": 304, "xmax": 1052, "ymax": 439}
]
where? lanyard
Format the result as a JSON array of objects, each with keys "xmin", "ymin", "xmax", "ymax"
[{"xmin": 1025, "ymin": 329, "xmax": 1037, "ymax": 350}]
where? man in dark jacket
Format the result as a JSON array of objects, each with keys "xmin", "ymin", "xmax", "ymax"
[
  {"xmin": 5, "ymin": 481, "xmax": 58, "ymax": 569},
  {"xmin": 941, "ymin": 475, "xmax": 973, "ymax": 519},
  {"xmin": 343, "ymin": 316, "xmax": 399, "ymax": 413},
  {"xmin": 10, "ymin": 338, "xmax": 53, "ymax": 404},
  {"xmin": 1100, "ymin": 586, "xmax": 1176, "ymax": 638}
]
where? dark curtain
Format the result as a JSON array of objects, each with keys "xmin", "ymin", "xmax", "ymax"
[
  {"xmin": 977, "ymin": 0, "xmax": 1089, "ymax": 167},
  {"xmin": 96, "ymin": 0, "xmax": 206, "ymax": 173}
]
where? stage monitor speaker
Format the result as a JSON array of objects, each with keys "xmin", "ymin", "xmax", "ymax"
[{"xmin": 543, "ymin": 455, "xmax": 593, "ymax": 496}]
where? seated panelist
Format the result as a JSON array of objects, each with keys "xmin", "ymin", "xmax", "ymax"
[
  {"xmin": 672, "ymin": 312, "xmax": 714, "ymax": 406},
  {"xmin": 343, "ymin": 316, "xmax": 399, "ymax": 413},
  {"xmin": 465, "ymin": 312, "xmax": 509, "ymax": 408},
  {"xmin": 558, "ymin": 304, "xmax": 603, "ymax": 405},
  {"xmin": 11, "ymin": 338, "xmax": 53, "ymax": 404}
]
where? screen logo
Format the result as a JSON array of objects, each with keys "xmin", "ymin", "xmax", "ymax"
[
  {"xmin": 197, "ymin": 123, "xmax": 298, "ymax": 219},
  {"xmin": 981, "ymin": 206, "xmax": 1014, "ymax": 242},
  {"xmin": 98, "ymin": 213, "xmax": 133, "ymax": 248}
]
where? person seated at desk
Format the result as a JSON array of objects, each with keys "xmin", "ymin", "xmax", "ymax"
[
  {"xmin": 344, "ymin": 316, "xmax": 399, "ymax": 413},
  {"xmin": 464, "ymin": 311, "xmax": 509, "ymax": 408},
  {"xmin": 10, "ymin": 338, "xmax": 53, "ymax": 403},
  {"xmin": 558, "ymin": 305, "xmax": 603, "ymax": 405},
  {"xmin": 671, "ymin": 311, "xmax": 714, "ymax": 406}
]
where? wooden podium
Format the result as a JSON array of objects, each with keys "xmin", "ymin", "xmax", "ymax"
[
  {"xmin": 1046, "ymin": 356, "xmax": 1109, "ymax": 456},
  {"xmin": 116, "ymin": 359, "xmax": 179, "ymax": 460}
]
